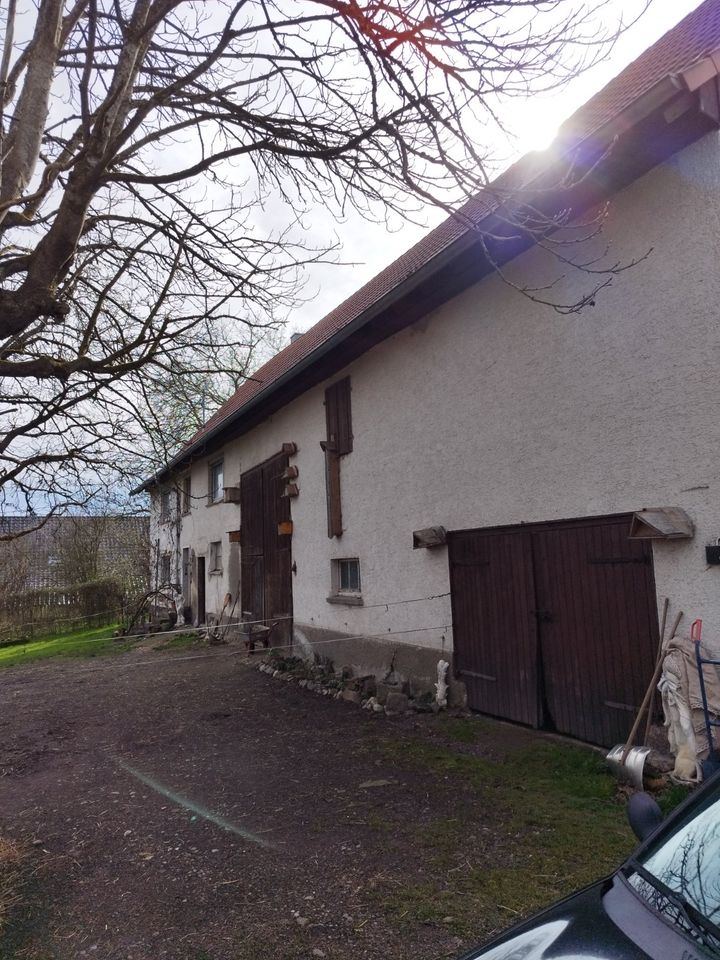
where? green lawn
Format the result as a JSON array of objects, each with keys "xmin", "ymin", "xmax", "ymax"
[
  {"xmin": 0, "ymin": 624, "xmax": 205, "ymax": 669},
  {"xmin": 0, "ymin": 624, "xmax": 128, "ymax": 668},
  {"xmin": 370, "ymin": 717, "xmax": 691, "ymax": 939}
]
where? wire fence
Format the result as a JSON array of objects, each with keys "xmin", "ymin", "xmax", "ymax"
[{"xmin": 0, "ymin": 590, "xmax": 454, "ymax": 659}]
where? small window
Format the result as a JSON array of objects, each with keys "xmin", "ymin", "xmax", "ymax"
[
  {"xmin": 209, "ymin": 540, "xmax": 223, "ymax": 574},
  {"xmin": 181, "ymin": 474, "xmax": 191, "ymax": 514},
  {"xmin": 160, "ymin": 554, "xmax": 171, "ymax": 585},
  {"xmin": 338, "ymin": 558, "xmax": 361, "ymax": 592},
  {"xmin": 209, "ymin": 460, "xmax": 224, "ymax": 504},
  {"xmin": 328, "ymin": 557, "xmax": 362, "ymax": 605},
  {"xmin": 160, "ymin": 488, "xmax": 171, "ymax": 521}
]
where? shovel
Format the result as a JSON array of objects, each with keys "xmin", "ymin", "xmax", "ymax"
[{"xmin": 606, "ymin": 606, "xmax": 682, "ymax": 789}]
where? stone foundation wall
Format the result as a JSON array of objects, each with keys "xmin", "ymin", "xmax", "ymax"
[{"xmin": 294, "ymin": 622, "xmax": 466, "ymax": 707}]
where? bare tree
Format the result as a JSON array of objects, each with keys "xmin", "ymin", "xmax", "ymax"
[
  {"xmin": 0, "ymin": 0, "xmax": 647, "ymax": 517},
  {"xmin": 142, "ymin": 320, "xmax": 288, "ymax": 455},
  {"xmin": 0, "ymin": 533, "xmax": 31, "ymax": 596}
]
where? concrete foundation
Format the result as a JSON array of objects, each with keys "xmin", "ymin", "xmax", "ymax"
[{"xmin": 294, "ymin": 622, "xmax": 466, "ymax": 707}]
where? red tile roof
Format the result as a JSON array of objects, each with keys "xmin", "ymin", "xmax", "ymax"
[
  {"xmin": 185, "ymin": 0, "xmax": 720, "ymax": 453},
  {"xmin": 562, "ymin": 0, "xmax": 720, "ymax": 142}
]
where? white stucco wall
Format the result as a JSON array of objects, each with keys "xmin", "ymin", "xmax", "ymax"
[{"xmin": 154, "ymin": 130, "xmax": 720, "ymax": 654}]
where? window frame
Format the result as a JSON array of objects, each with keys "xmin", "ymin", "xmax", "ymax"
[
  {"xmin": 327, "ymin": 557, "xmax": 363, "ymax": 606},
  {"xmin": 159, "ymin": 553, "xmax": 172, "ymax": 585},
  {"xmin": 208, "ymin": 540, "xmax": 223, "ymax": 575},
  {"xmin": 159, "ymin": 488, "xmax": 172, "ymax": 522},
  {"xmin": 208, "ymin": 459, "xmax": 224, "ymax": 505},
  {"xmin": 181, "ymin": 474, "xmax": 192, "ymax": 514}
]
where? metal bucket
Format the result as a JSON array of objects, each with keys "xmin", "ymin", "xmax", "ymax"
[{"xmin": 606, "ymin": 744, "xmax": 652, "ymax": 790}]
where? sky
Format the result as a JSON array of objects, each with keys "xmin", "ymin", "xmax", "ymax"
[{"xmin": 289, "ymin": 0, "xmax": 706, "ymax": 333}]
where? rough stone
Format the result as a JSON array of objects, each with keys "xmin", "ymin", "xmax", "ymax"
[
  {"xmin": 384, "ymin": 691, "xmax": 409, "ymax": 715},
  {"xmin": 342, "ymin": 688, "xmax": 362, "ymax": 704},
  {"xmin": 360, "ymin": 676, "xmax": 377, "ymax": 698},
  {"xmin": 410, "ymin": 698, "xmax": 434, "ymax": 713},
  {"xmin": 375, "ymin": 681, "xmax": 399, "ymax": 705}
]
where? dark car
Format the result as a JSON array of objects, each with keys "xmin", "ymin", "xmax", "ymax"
[{"xmin": 461, "ymin": 773, "xmax": 720, "ymax": 960}]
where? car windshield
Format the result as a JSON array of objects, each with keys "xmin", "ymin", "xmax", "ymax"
[{"xmin": 626, "ymin": 782, "xmax": 720, "ymax": 958}]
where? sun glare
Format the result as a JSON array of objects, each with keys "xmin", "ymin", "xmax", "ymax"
[{"xmin": 515, "ymin": 104, "xmax": 559, "ymax": 153}]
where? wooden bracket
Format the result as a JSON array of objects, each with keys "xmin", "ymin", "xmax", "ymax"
[
  {"xmin": 223, "ymin": 486, "xmax": 241, "ymax": 503},
  {"xmin": 629, "ymin": 507, "xmax": 694, "ymax": 540},
  {"xmin": 413, "ymin": 526, "xmax": 448, "ymax": 549}
]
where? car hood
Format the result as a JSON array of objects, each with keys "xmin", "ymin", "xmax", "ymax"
[{"xmin": 462, "ymin": 878, "xmax": 651, "ymax": 960}]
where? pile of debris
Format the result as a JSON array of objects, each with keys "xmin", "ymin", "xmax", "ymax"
[{"xmin": 256, "ymin": 651, "xmax": 446, "ymax": 717}]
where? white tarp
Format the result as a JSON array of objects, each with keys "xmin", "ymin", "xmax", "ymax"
[{"xmin": 659, "ymin": 634, "xmax": 720, "ymax": 781}]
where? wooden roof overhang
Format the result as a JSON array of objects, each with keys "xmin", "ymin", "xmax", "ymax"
[{"xmin": 134, "ymin": 58, "xmax": 720, "ymax": 494}]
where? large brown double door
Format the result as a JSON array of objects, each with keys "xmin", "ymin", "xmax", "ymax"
[
  {"xmin": 448, "ymin": 514, "xmax": 659, "ymax": 746},
  {"xmin": 240, "ymin": 452, "xmax": 293, "ymax": 646}
]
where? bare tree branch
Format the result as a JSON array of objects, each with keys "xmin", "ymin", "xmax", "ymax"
[{"xmin": 0, "ymin": 0, "xmax": 650, "ymax": 522}]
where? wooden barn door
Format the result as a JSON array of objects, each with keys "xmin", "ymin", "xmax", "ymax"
[
  {"xmin": 449, "ymin": 514, "xmax": 659, "ymax": 746},
  {"xmin": 449, "ymin": 528, "xmax": 540, "ymax": 727},
  {"xmin": 532, "ymin": 516, "xmax": 659, "ymax": 747},
  {"xmin": 240, "ymin": 452, "xmax": 293, "ymax": 646},
  {"xmin": 240, "ymin": 465, "xmax": 265, "ymax": 626}
]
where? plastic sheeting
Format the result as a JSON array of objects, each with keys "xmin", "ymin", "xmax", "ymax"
[{"xmin": 660, "ymin": 634, "xmax": 720, "ymax": 782}]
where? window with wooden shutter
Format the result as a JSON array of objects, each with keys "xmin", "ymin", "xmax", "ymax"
[
  {"xmin": 321, "ymin": 441, "xmax": 343, "ymax": 538},
  {"xmin": 325, "ymin": 378, "xmax": 352, "ymax": 455},
  {"xmin": 322, "ymin": 377, "xmax": 352, "ymax": 538}
]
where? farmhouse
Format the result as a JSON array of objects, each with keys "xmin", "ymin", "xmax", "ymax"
[{"xmin": 137, "ymin": 1, "xmax": 720, "ymax": 748}]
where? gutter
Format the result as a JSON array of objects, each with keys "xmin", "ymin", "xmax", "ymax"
[{"xmin": 133, "ymin": 49, "xmax": 720, "ymax": 496}]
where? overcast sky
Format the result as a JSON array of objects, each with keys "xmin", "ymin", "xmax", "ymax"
[{"xmin": 289, "ymin": 0, "xmax": 705, "ymax": 334}]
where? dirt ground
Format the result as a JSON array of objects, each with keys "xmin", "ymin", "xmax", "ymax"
[{"xmin": 0, "ymin": 640, "xmax": 632, "ymax": 960}]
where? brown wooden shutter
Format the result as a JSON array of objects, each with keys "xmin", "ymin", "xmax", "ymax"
[
  {"xmin": 321, "ymin": 442, "xmax": 343, "ymax": 538},
  {"xmin": 325, "ymin": 378, "xmax": 352, "ymax": 455}
]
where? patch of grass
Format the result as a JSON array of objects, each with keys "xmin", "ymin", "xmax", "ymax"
[
  {"xmin": 372, "ymin": 732, "xmax": 634, "ymax": 939},
  {"xmin": 152, "ymin": 631, "xmax": 199, "ymax": 651},
  {"xmin": 656, "ymin": 780, "xmax": 693, "ymax": 816},
  {"xmin": 0, "ymin": 623, "xmax": 126, "ymax": 669},
  {"xmin": 441, "ymin": 717, "xmax": 481, "ymax": 743}
]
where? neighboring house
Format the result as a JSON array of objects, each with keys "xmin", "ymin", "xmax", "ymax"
[
  {"xmin": 136, "ymin": 2, "xmax": 720, "ymax": 748},
  {"xmin": 0, "ymin": 515, "xmax": 149, "ymax": 593}
]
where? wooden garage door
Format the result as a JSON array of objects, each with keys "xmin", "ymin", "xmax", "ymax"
[
  {"xmin": 449, "ymin": 528, "xmax": 539, "ymax": 727},
  {"xmin": 449, "ymin": 514, "xmax": 659, "ymax": 746}
]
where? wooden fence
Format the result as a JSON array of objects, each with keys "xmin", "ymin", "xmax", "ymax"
[{"xmin": 0, "ymin": 577, "xmax": 128, "ymax": 643}]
